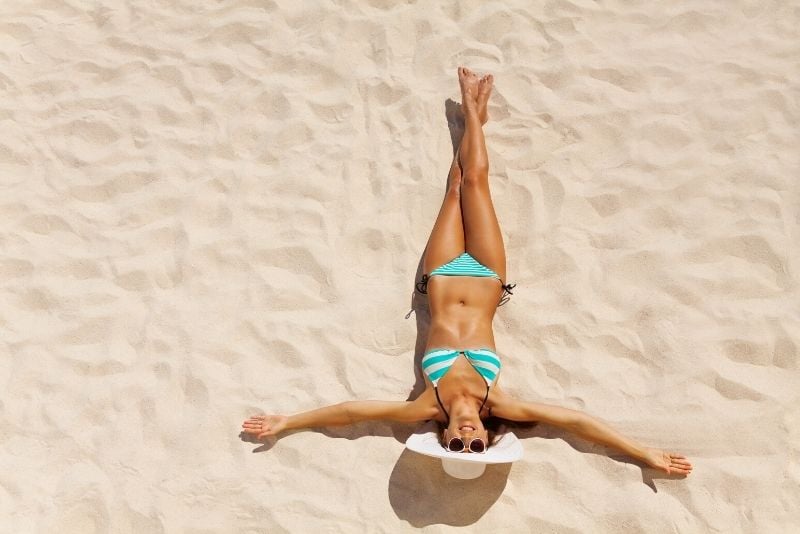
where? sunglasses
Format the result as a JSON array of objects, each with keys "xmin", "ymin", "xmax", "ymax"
[{"xmin": 446, "ymin": 436, "xmax": 486, "ymax": 453}]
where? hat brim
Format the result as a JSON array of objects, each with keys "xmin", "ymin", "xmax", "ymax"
[{"xmin": 405, "ymin": 421, "xmax": 524, "ymax": 466}]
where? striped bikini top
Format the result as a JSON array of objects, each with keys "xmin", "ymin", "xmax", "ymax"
[
  {"xmin": 422, "ymin": 348, "xmax": 501, "ymax": 386},
  {"xmin": 421, "ymin": 348, "xmax": 502, "ymax": 423}
]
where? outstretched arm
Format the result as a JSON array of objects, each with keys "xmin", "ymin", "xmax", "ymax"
[
  {"xmin": 492, "ymin": 395, "xmax": 692, "ymax": 476},
  {"xmin": 242, "ymin": 399, "xmax": 437, "ymax": 439}
]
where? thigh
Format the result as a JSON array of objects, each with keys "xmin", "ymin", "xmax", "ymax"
[
  {"xmin": 460, "ymin": 180, "xmax": 506, "ymax": 280},
  {"xmin": 422, "ymin": 172, "xmax": 465, "ymax": 273}
]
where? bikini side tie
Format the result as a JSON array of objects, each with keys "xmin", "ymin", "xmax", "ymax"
[
  {"xmin": 498, "ymin": 282, "xmax": 516, "ymax": 307},
  {"xmin": 416, "ymin": 274, "xmax": 430, "ymax": 294}
]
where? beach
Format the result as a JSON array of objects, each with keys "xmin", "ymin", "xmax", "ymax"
[{"xmin": 2, "ymin": 0, "xmax": 799, "ymax": 531}]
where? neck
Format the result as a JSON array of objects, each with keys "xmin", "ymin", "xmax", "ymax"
[{"xmin": 449, "ymin": 396, "xmax": 481, "ymax": 425}]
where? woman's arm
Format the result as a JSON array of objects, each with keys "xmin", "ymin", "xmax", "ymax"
[
  {"xmin": 242, "ymin": 399, "xmax": 437, "ymax": 439},
  {"xmin": 492, "ymin": 395, "xmax": 692, "ymax": 475},
  {"xmin": 287, "ymin": 400, "xmax": 433, "ymax": 429}
]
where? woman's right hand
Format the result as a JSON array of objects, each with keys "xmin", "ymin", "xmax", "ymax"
[{"xmin": 241, "ymin": 414, "xmax": 289, "ymax": 439}]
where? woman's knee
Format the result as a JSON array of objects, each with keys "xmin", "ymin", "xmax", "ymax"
[
  {"xmin": 461, "ymin": 168, "xmax": 489, "ymax": 189},
  {"xmin": 445, "ymin": 184, "xmax": 461, "ymax": 200}
]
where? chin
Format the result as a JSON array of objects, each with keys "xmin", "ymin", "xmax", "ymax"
[{"xmin": 446, "ymin": 423, "xmax": 488, "ymax": 440}]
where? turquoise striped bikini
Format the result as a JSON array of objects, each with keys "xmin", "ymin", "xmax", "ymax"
[
  {"xmin": 422, "ymin": 348, "xmax": 502, "ymax": 422},
  {"xmin": 416, "ymin": 252, "xmax": 516, "ymax": 306}
]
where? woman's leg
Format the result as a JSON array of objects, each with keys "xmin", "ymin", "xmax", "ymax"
[
  {"xmin": 421, "ymin": 149, "xmax": 465, "ymax": 273},
  {"xmin": 457, "ymin": 68, "xmax": 506, "ymax": 281}
]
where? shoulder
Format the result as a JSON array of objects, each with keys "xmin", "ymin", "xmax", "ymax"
[
  {"xmin": 487, "ymin": 386, "xmax": 523, "ymax": 419},
  {"xmin": 402, "ymin": 389, "xmax": 441, "ymax": 422},
  {"xmin": 488, "ymin": 387, "xmax": 580, "ymax": 425}
]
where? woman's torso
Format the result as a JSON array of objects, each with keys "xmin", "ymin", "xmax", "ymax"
[
  {"xmin": 420, "ymin": 275, "xmax": 504, "ymax": 418},
  {"xmin": 424, "ymin": 275, "xmax": 503, "ymax": 351}
]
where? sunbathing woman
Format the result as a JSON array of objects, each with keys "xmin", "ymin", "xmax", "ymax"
[{"xmin": 242, "ymin": 67, "xmax": 692, "ymax": 476}]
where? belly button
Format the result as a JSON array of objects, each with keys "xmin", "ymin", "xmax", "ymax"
[{"xmin": 458, "ymin": 300, "xmax": 465, "ymax": 306}]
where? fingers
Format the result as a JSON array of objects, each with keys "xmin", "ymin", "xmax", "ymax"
[
  {"xmin": 668, "ymin": 453, "xmax": 693, "ymax": 475},
  {"xmin": 669, "ymin": 453, "xmax": 693, "ymax": 467},
  {"xmin": 242, "ymin": 419, "xmax": 263, "ymax": 428},
  {"xmin": 243, "ymin": 423, "xmax": 272, "ymax": 439},
  {"xmin": 242, "ymin": 416, "xmax": 264, "ymax": 425},
  {"xmin": 241, "ymin": 415, "xmax": 268, "ymax": 435}
]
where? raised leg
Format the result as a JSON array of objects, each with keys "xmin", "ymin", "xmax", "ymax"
[
  {"xmin": 422, "ymin": 149, "xmax": 465, "ymax": 273},
  {"xmin": 457, "ymin": 68, "xmax": 506, "ymax": 281}
]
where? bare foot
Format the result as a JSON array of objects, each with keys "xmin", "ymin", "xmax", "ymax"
[
  {"xmin": 641, "ymin": 448, "xmax": 693, "ymax": 476},
  {"xmin": 476, "ymin": 74, "xmax": 493, "ymax": 124},
  {"xmin": 458, "ymin": 66, "xmax": 480, "ymax": 117}
]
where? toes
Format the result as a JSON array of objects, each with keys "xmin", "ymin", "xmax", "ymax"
[{"xmin": 477, "ymin": 75, "xmax": 494, "ymax": 97}]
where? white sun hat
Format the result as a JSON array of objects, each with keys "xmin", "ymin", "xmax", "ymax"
[{"xmin": 405, "ymin": 421, "xmax": 523, "ymax": 479}]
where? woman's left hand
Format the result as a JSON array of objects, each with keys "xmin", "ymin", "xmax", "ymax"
[{"xmin": 641, "ymin": 447, "xmax": 693, "ymax": 475}]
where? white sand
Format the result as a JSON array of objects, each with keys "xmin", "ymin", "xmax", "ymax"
[{"xmin": 2, "ymin": 0, "xmax": 799, "ymax": 532}]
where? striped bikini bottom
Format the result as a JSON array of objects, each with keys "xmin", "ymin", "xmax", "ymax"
[{"xmin": 416, "ymin": 252, "xmax": 515, "ymax": 306}]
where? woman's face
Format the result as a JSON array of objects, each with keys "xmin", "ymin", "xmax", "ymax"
[{"xmin": 443, "ymin": 417, "xmax": 489, "ymax": 452}]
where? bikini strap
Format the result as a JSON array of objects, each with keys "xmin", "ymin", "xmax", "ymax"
[
  {"xmin": 478, "ymin": 383, "xmax": 490, "ymax": 414},
  {"xmin": 434, "ymin": 386, "xmax": 449, "ymax": 423}
]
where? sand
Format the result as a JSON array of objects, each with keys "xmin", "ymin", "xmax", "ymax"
[{"xmin": 2, "ymin": 0, "xmax": 799, "ymax": 532}]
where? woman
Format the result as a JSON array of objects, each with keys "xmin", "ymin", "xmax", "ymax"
[{"xmin": 242, "ymin": 67, "xmax": 692, "ymax": 476}]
